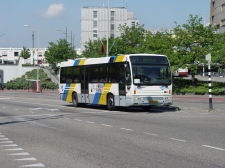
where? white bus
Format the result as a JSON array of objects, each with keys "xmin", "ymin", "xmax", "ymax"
[{"xmin": 59, "ymin": 54, "xmax": 173, "ymax": 111}]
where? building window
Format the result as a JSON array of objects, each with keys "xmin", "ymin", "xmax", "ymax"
[
  {"xmin": 110, "ymin": 33, "xmax": 114, "ymax": 38},
  {"xmin": 132, "ymin": 22, "xmax": 136, "ymax": 27},
  {"xmin": 221, "ymin": 19, "xmax": 225, "ymax": 27},
  {"xmin": 38, "ymin": 52, "xmax": 42, "ymax": 57},
  {"xmin": 93, "ymin": 11, "xmax": 97, "ymax": 18},
  {"xmin": 110, "ymin": 11, "xmax": 115, "ymax": 21},
  {"xmin": 222, "ymin": 4, "xmax": 225, "ymax": 12},
  {"xmin": 93, "ymin": 21, "xmax": 97, "ymax": 28},
  {"xmin": 93, "ymin": 34, "xmax": 97, "ymax": 38},
  {"xmin": 14, "ymin": 52, "xmax": 19, "ymax": 56},
  {"xmin": 110, "ymin": 24, "xmax": 114, "ymax": 31},
  {"xmin": 2, "ymin": 51, "xmax": 7, "ymax": 57}
]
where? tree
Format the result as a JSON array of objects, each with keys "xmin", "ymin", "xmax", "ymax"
[
  {"xmin": 44, "ymin": 39, "xmax": 78, "ymax": 72},
  {"xmin": 20, "ymin": 46, "xmax": 30, "ymax": 59},
  {"xmin": 172, "ymin": 14, "xmax": 215, "ymax": 83},
  {"xmin": 116, "ymin": 23, "xmax": 147, "ymax": 54},
  {"xmin": 211, "ymin": 32, "xmax": 225, "ymax": 69}
]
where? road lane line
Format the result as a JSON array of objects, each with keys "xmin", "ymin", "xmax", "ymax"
[
  {"xmin": 4, "ymin": 148, "xmax": 24, "ymax": 151},
  {"xmin": 14, "ymin": 157, "xmax": 37, "ymax": 161},
  {"xmin": 85, "ymin": 121, "xmax": 95, "ymax": 124},
  {"xmin": 120, "ymin": 128, "xmax": 133, "ymax": 131},
  {"xmin": 0, "ymin": 135, "xmax": 5, "ymax": 137},
  {"xmin": 74, "ymin": 119, "xmax": 83, "ymax": 122},
  {"xmin": 0, "ymin": 138, "xmax": 9, "ymax": 140},
  {"xmin": 1, "ymin": 144, "xmax": 18, "ymax": 147},
  {"xmin": 19, "ymin": 163, "xmax": 45, "ymax": 167},
  {"xmin": 102, "ymin": 124, "xmax": 113, "ymax": 127},
  {"xmin": 143, "ymin": 132, "xmax": 158, "ymax": 136},
  {"xmin": 169, "ymin": 138, "xmax": 187, "ymax": 142},
  {"xmin": 202, "ymin": 145, "xmax": 225, "ymax": 151},
  {"xmin": 8, "ymin": 152, "xmax": 30, "ymax": 156},
  {"xmin": 0, "ymin": 141, "xmax": 13, "ymax": 143}
]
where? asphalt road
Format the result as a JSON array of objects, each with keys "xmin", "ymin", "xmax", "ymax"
[{"xmin": 0, "ymin": 92, "xmax": 224, "ymax": 168}]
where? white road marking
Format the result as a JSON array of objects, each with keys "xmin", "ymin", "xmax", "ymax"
[
  {"xmin": 202, "ymin": 145, "xmax": 225, "ymax": 151},
  {"xmin": 2, "ymin": 107, "xmax": 6, "ymax": 108},
  {"xmin": 0, "ymin": 141, "xmax": 13, "ymax": 143},
  {"xmin": 8, "ymin": 152, "xmax": 30, "ymax": 156},
  {"xmin": 143, "ymin": 132, "xmax": 158, "ymax": 136},
  {"xmin": 102, "ymin": 124, "xmax": 113, "ymax": 127},
  {"xmin": 120, "ymin": 128, "xmax": 133, "ymax": 131},
  {"xmin": 0, "ymin": 135, "xmax": 5, "ymax": 137},
  {"xmin": 0, "ymin": 117, "xmax": 6, "ymax": 118},
  {"xmin": 74, "ymin": 119, "xmax": 83, "ymax": 122},
  {"xmin": 0, "ymin": 138, "xmax": 9, "ymax": 140},
  {"xmin": 15, "ymin": 109, "xmax": 19, "ymax": 110},
  {"xmin": 15, "ymin": 157, "xmax": 37, "ymax": 161},
  {"xmin": 169, "ymin": 138, "xmax": 187, "ymax": 142},
  {"xmin": 19, "ymin": 163, "xmax": 45, "ymax": 167},
  {"xmin": 86, "ymin": 121, "xmax": 95, "ymax": 124},
  {"xmin": 0, "ymin": 98, "xmax": 10, "ymax": 99},
  {"xmin": 1, "ymin": 144, "xmax": 18, "ymax": 147},
  {"xmin": 4, "ymin": 148, "xmax": 23, "ymax": 151}
]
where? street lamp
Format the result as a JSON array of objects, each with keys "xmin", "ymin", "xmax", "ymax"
[
  {"xmin": 0, "ymin": 34, "xmax": 6, "ymax": 38},
  {"xmin": 24, "ymin": 24, "xmax": 40, "ymax": 93},
  {"xmin": 56, "ymin": 26, "xmax": 67, "ymax": 41},
  {"xmin": 56, "ymin": 28, "xmax": 74, "ymax": 47}
]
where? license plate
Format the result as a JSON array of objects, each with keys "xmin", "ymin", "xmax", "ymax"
[{"xmin": 150, "ymin": 100, "xmax": 158, "ymax": 104}]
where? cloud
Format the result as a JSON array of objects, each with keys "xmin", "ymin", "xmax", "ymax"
[{"xmin": 43, "ymin": 3, "xmax": 66, "ymax": 18}]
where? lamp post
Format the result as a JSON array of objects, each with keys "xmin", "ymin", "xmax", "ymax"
[
  {"xmin": 56, "ymin": 28, "xmax": 74, "ymax": 47},
  {"xmin": 24, "ymin": 25, "xmax": 40, "ymax": 93},
  {"xmin": 0, "ymin": 34, "xmax": 6, "ymax": 38},
  {"xmin": 56, "ymin": 26, "xmax": 67, "ymax": 41}
]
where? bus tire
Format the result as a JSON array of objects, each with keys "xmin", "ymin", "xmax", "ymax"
[
  {"xmin": 72, "ymin": 93, "xmax": 80, "ymax": 107},
  {"xmin": 142, "ymin": 106, "xmax": 152, "ymax": 111},
  {"xmin": 107, "ymin": 94, "xmax": 116, "ymax": 111}
]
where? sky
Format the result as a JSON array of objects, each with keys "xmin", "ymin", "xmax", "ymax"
[{"xmin": 0, "ymin": 0, "xmax": 210, "ymax": 49}]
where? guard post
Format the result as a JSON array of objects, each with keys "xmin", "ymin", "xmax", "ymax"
[{"xmin": 206, "ymin": 54, "xmax": 213, "ymax": 110}]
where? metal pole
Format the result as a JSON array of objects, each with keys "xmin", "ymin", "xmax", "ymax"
[
  {"xmin": 36, "ymin": 27, "xmax": 39, "ymax": 93},
  {"xmin": 208, "ymin": 60, "xmax": 213, "ymax": 110},
  {"xmin": 66, "ymin": 26, "xmax": 67, "ymax": 42},
  {"xmin": 106, "ymin": 0, "xmax": 109, "ymax": 57},
  {"xmin": 32, "ymin": 31, "xmax": 34, "ymax": 66},
  {"xmin": 71, "ymin": 31, "xmax": 72, "ymax": 47}
]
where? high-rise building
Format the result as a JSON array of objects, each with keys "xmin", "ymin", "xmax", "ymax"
[
  {"xmin": 210, "ymin": 0, "xmax": 225, "ymax": 33},
  {"xmin": 80, "ymin": 6, "xmax": 139, "ymax": 51}
]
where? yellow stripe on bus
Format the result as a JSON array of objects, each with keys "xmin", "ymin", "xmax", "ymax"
[
  {"xmin": 79, "ymin": 59, "xmax": 86, "ymax": 65},
  {"xmin": 98, "ymin": 83, "xmax": 112, "ymax": 105},
  {"xmin": 66, "ymin": 83, "xmax": 76, "ymax": 102},
  {"xmin": 115, "ymin": 55, "xmax": 125, "ymax": 62}
]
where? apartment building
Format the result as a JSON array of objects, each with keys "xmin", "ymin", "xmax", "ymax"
[
  {"xmin": 0, "ymin": 47, "xmax": 46, "ymax": 65},
  {"xmin": 210, "ymin": 0, "xmax": 225, "ymax": 33},
  {"xmin": 80, "ymin": 6, "xmax": 139, "ymax": 51}
]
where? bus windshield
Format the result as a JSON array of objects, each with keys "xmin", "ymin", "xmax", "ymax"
[{"xmin": 130, "ymin": 56, "xmax": 171, "ymax": 85}]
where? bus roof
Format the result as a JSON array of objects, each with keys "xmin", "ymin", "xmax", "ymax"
[{"xmin": 60, "ymin": 54, "xmax": 167, "ymax": 67}]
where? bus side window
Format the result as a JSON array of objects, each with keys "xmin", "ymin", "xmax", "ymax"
[
  {"xmin": 90, "ymin": 66, "xmax": 99, "ymax": 82},
  {"xmin": 108, "ymin": 64, "xmax": 117, "ymax": 83}
]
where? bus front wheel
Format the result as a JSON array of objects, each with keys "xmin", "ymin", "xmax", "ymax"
[
  {"xmin": 107, "ymin": 94, "xmax": 116, "ymax": 111},
  {"xmin": 72, "ymin": 93, "xmax": 80, "ymax": 107}
]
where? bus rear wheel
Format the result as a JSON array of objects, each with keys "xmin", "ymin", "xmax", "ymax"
[
  {"xmin": 107, "ymin": 94, "xmax": 116, "ymax": 111},
  {"xmin": 142, "ymin": 106, "xmax": 152, "ymax": 111},
  {"xmin": 72, "ymin": 93, "xmax": 80, "ymax": 107}
]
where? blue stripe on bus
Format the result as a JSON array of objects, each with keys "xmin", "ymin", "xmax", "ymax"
[
  {"xmin": 92, "ymin": 92, "xmax": 102, "ymax": 104},
  {"xmin": 73, "ymin": 60, "xmax": 80, "ymax": 66},
  {"xmin": 62, "ymin": 83, "xmax": 70, "ymax": 101},
  {"xmin": 108, "ymin": 56, "xmax": 117, "ymax": 63}
]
